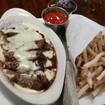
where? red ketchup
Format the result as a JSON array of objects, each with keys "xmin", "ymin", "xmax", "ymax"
[{"xmin": 44, "ymin": 11, "xmax": 67, "ymax": 24}]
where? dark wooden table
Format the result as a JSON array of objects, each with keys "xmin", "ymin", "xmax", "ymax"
[
  {"xmin": 76, "ymin": 0, "xmax": 105, "ymax": 26},
  {"xmin": 0, "ymin": 0, "xmax": 50, "ymax": 18},
  {"xmin": 0, "ymin": 0, "xmax": 105, "ymax": 26}
]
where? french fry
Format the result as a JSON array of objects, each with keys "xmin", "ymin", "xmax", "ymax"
[
  {"xmin": 81, "ymin": 68, "xmax": 88, "ymax": 78},
  {"xmin": 79, "ymin": 80, "xmax": 87, "ymax": 87},
  {"xmin": 97, "ymin": 70, "xmax": 105, "ymax": 81},
  {"xmin": 87, "ymin": 46, "xmax": 97, "ymax": 56},
  {"xmin": 78, "ymin": 84, "xmax": 89, "ymax": 98},
  {"xmin": 100, "ymin": 35, "xmax": 104, "ymax": 46},
  {"xmin": 94, "ymin": 78, "xmax": 105, "ymax": 88},
  {"xmin": 90, "ymin": 62, "xmax": 104, "ymax": 67},
  {"xmin": 100, "ymin": 57, "xmax": 105, "ymax": 62},
  {"xmin": 83, "ymin": 49, "xmax": 88, "ymax": 63},
  {"xmin": 77, "ymin": 56, "xmax": 82, "ymax": 67},
  {"xmin": 92, "ymin": 84, "xmax": 104, "ymax": 97},
  {"xmin": 92, "ymin": 66, "xmax": 103, "ymax": 77},
  {"xmin": 87, "ymin": 71, "xmax": 93, "ymax": 88},
  {"xmin": 94, "ymin": 43, "xmax": 98, "ymax": 53},
  {"xmin": 76, "ymin": 33, "xmax": 105, "ymax": 98},
  {"xmin": 98, "ymin": 41, "xmax": 102, "ymax": 52},
  {"xmin": 102, "ymin": 85, "xmax": 105, "ymax": 92},
  {"xmin": 103, "ymin": 35, "xmax": 105, "ymax": 45},
  {"xmin": 82, "ymin": 52, "xmax": 105, "ymax": 69}
]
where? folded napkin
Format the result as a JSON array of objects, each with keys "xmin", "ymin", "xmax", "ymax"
[{"xmin": 66, "ymin": 14, "xmax": 105, "ymax": 105}]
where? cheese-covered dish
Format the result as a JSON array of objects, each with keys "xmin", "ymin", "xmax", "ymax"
[{"xmin": 0, "ymin": 22, "xmax": 57, "ymax": 93}]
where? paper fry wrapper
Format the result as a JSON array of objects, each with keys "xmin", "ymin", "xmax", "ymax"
[
  {"xmin": 66, "ymin": 14, "xmax": 105, "ymax": 66},
  {"xmin": 66, "ymin": 14, "xmax": 105, "ymax": 105}
]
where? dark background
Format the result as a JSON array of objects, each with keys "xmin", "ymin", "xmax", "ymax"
[{"xmin": 0, "ymin": 0, "xmax": 105, "ymax": 25}]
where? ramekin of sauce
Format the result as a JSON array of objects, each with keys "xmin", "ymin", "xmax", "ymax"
[{"xmin": 41, "ymin": 7, "xmax": 69, "ymax": 32}]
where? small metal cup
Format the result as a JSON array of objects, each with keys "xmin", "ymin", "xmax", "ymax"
[
  {"xmin": 48, "ymin": 0, "xmax": 77, "ymax": 14},
  {"xmin": 41, "ymin": 6, "xmax": 69, "ymax": 32}
]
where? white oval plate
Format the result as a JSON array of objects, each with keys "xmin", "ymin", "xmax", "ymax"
[{"xmin": 0, "ymin": 8, "xmax": 66, "ymax": 105}]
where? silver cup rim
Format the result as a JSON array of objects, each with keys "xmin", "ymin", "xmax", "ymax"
[{"xmin": 47, "ymin": 0, "xmax": 78, "ymax": 14}]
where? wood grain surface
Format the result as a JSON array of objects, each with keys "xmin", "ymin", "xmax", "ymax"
[
  {"xmin": 0, "ymin": 0, "xmax": 105, "ymax": 26},
  {"xmin": 0, "ymin": 0, "xmax": 50, "ymax": 17},
  {"xmin": 76, "ymin": 0, "xmax": 105, "ymax": 26}
]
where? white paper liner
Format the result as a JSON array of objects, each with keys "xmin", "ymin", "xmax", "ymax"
[
  {"xmin": 66, "ymin": 14, "xmax": 105, "ymax": 105},
  {"xmin": 66, "ymin": 14, "xmax": 105, "ymax": 63}
]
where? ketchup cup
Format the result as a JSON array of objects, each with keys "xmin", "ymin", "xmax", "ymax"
[{"xmin": 41, "ymin": 7, "xmax": 69, "ymax": 32}]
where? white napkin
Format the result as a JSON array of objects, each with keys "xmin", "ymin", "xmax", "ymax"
[
  {"xmin": 66, "ymin": 14, "xmax": 105, "ymax": 105},
  {"xmin": 66, "ymin": 14, "xmax": 105, "ymax": 62}
]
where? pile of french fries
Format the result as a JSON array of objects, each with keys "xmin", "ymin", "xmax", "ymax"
[{"xmin": 75, "ymin": 32, "xmax": 105, "ymax": 98}]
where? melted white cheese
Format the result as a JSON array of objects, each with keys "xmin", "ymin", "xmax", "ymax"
[
  {"xmin": 7, "ymin": 31, "xmax": 42, "ymax": 50},
  {"xmin": 3, "ymin": 23, "xmax": 43, "ymax": 73},
  {"xmin": 2, "ymin": 23, "xmax": 28, "ymax": 33},
  {"xmin": 43, "ymin": 50, "xmax": 54, "ymax": 59},
  {"xmin": 45, "ymin": 59, "xmax": 52, "ymax": 67},
  {"xmin": 0, "ymin": 46, "xmax": 5, "ymax": 61},
  {"xmin": 45, "ymin": 69, "xmax": 55, "ymax": 81},
  {"xmin": 2, "ymin": 22, "xmax": 56, "ymax": 92},
  {"xmin": 18, "ymin": 61, "xmax": 34, "ymax": 72},
  {"xmin": 36, "ymin": 70, "xmax": 45, "ymax": 76}
]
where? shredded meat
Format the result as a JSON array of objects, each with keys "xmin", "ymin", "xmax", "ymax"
[
  {"xmin": 35, "ymin": 39, "xmax": 51, "ymax": 50},
  {"xmin": 35, "ymin": 51, "xmax": 47, "ymax": 68},
  {"xmin": 3, "ymin": 50, "xmax": 16, "ymax": 61},
  {"xmin": 4, "ymin": 61, "xmax": 19, "ymax": 71},
  {"xmin": 11, "ymin": 73, "xmax": 50, "ymax": 91}
]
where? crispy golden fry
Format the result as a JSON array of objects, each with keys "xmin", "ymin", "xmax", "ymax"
[
  {"xmin": 100, "ymin": 57, "xmax": 105, "ymax": 62},
  {"xmin": 83, "ymin": 49, "xmax": 88, "ymax": 63},
  {"xmin": 87, "ymin": 71, "xmax": 93, "ymax": 88},
  {"xmin": 104, "ymin": 35, "xmax": 105, "ymax": 44},
  {"xmin": 92, "ymin": 66, "xmax": 103, "ymax": 77},
  {"xmin": 97, "ymin": 70, "xmax": 105, "ymax": 81},
  {"xmin": 102, "ymin": 85, "xmax": 105, "ymax": 91},
  {"xmin": 87, "ymin": 46, "xmax": 97, "ymax": 56},
  {"xmin": 94, "ymin": 78, "xmax": 105, "ymax": 88},
  {"xmin": 100, "ymin": 35, "xmax": 104, "ymax": 46},
  {"xmin": 82, "ymin": 52, "xmax": 105, "ymax": 69},
  {"xmin": 90, "ymin": 62, "xmax": 104, "ymax": 67},
  {"xmin": 77, "ymin": 56, "xmax": 82, "ymax": 67},
  {"xmin": 79, "ymin": 80, "xmax": 87, "ymax": 88},
  {"xmin": 94, "ymin": 44, "xmax": 98, "ymax": 53},
  {"xmin": 81, "ymin": 68, "xmax": 88, "ymax": 78},
  {"xmin": 78, "ymin": 84, "xmax": 89, "ymax": 98},
  {"xmin": 98, "ymin": 41, "xmax": 103, "ymax": 52},
  {"xmin": 92, "ymin": 84, "xmax": 104, "ymax": 97}
]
